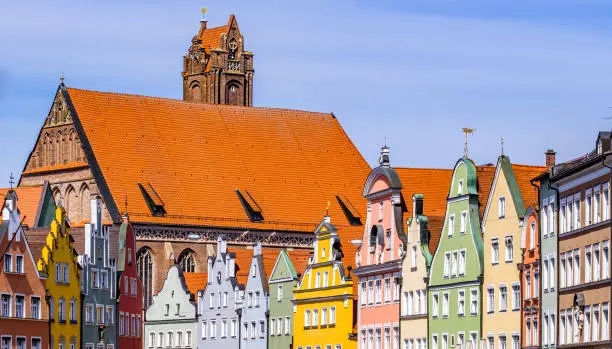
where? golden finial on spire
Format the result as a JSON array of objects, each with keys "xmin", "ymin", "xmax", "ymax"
[
  {"xmin": 201, "ymin": 7, "xmax": 207, "ymax": 16},
  {"xmin": 326, "ymin": 200, "xmax": 331, "ymax": 216},
  {"xmin": 462, "ymin": 127, "xmax": 475, "ymax": 157}
]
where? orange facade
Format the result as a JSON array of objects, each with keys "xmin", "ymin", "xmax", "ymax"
[
  {"xmin": 520, "ymin": 208, "xmax": 540, "ymax": 349},
  {"xmin": 1, "ymin": 190, "xmax": 49, "ymax": 349}
]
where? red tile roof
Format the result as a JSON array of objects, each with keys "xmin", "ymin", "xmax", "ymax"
[
  {"xmin": 65, "ymin": 87, "xmax": 370, "ymax": 237},
  {"xmin": 511, "ymin": 164, "xmax": 547, "ymax": 209},
  {"xmin": 0, "ymin": 186, "xmax": 45, "ymax": 227},
  {"xmin": 183, "ymin": 272, "xmax": 208, "ymax": 295},
  {"xmin": 395, "ymin": 167, "xmax": 453, "ymax": 218},
  {"xmin": 200, "ymin": 25, "xmax": 228, "ymax": 51}
]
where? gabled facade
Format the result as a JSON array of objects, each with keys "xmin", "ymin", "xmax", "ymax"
[
  {"xmin": 354, "ymin": 146, "xmax": 403, "ymax": 349},
  {"xmin": 400, "ymin": 194, "xmax": 435, "ymax": 349},
  {"xmin": 198, "ymin": 237, "xmax": 244, "ymax": 349},
  {"xmin": 241, "ymin": 242, "xmax": 269, "ymax": 349},
  {"xmin": 37, "ymin": 205, "xmax": 82, "ymax": 349},
  {"xmin": 519, "ymin": 207, "xmax": 540, "ymax": 349},
  {"xmin": 293, "ymin": 216, "xmax": 357, "ymax": 349},
  {"xmin": 144, "ymin": 265, "xmax": 198, "ymax": 349},
  {"xmin": 481, "ymin": 156, "xmax": 546, "ymax": 349},
  {"xmin": 116, "ymin": 213, "xmax": 143, "ymax": 349},
  {"xmin": 0, "ymin": 190, "xmax": 49, "ymax": 349},
  {"xmin": 268, "ymin": 249, "xmax": 300, "ymax": 349},
  {"xmin": 428, "ymin": 158, "xmax": 487, "ymax": 349},
  {"xmin": 551, "ymin": 133, "xmax": 611, "ymax": 348},
  {"xmin": 80, "ymin": 198, "xmax": 117, "ymax": 349}
]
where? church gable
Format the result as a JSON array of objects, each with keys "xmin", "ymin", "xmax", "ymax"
[{"xmin": 24, "ymin": 89, "xmax": 86, "ymax": 173}]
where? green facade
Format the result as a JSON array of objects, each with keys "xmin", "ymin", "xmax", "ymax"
[
  {"xmin": 268, "ymin": 250, "xmax": 299, "ymax": 349},
  {"xmin": 428, "ymin": 158, "xmax": 485, "ymax": 349}
]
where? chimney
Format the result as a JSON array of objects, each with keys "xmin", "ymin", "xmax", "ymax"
[
  {"xmin": 545, "ymin": 149, "xmax": 556, "ymax": 168},
  {"xmin": 413, "ymin": 194, "xmax": 424, "ymax": 217},
  {"xmin": 379, "ymin": 145, "xmax": 390, "ymax": 168}
]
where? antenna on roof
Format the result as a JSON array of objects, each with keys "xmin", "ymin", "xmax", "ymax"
[{"xmin": 462, "ymin": 127, "xmax": 475, "ymax": 158}]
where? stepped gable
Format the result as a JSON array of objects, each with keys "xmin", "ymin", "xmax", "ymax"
[{"xmin": 64, "ymin": 87, "xmax": 370, "ymax": 236}]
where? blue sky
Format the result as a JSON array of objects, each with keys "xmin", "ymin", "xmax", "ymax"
[{"xmin": 1, "ymin": 0, "xmax": 612, "ymax": 185}]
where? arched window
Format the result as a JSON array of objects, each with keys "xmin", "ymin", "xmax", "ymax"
[
  {"xmin": 178, "ymin": 249, "xmax": 196, "ymax": 273},
  {"xmin": 137, "ymin": 248, "xmax": 154, "ymax": 308},
  {"xmin": 225, "ymin": 82, "xmax": 241, "ymax": 105},
  {"xmin": 65, "ymin": 186, "xmax": 79, "ymax": 223},
  {"xmin": 80, "ymin": 184, "xmax": 91, "ymax": 222},
  {"xmin": 190, "ymin": 83, "xmax": 201, "ymax": 102}
]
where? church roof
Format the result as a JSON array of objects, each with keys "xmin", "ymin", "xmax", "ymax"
[{"xmin": 64, "ymin": 87, "xmax": 370, "ymax": 234}]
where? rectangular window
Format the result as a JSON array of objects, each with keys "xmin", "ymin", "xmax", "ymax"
[
  {"xmin": 451, "ymin": 251, "xmax": 458, "ymax": 276},
  {"xmin": 443, "ymin": 253, "xmax": 450, "ymax": 277},
  {"xmin": 525, "ymin": 272, "xmax": 531, "ymax": 299},
  {"xmin": 31, "ymin": 296, "xmax": 40, "ymax": 319},
  {"xmin": 574, "ymin": 196, "xmax": 581, "ymax": 229},
  {"xmin": 567, "ymin": 253, "xmax": 574, "ymax": 287},
  {"xmin": 602, "ymin": 303, "xmax": 609, "ymax": 340},
  {"xmin": 574, "ymin": 249, "xmax": 580, "ymax": 285},
  {"xmin": 526, "ymin": 320, "xmax": 531, "ymax": 346},
  {"xmin": 457, "ymin": 290, "xmax": 465, "ymax": 316},
  {"xmin": 375, "ymin": 279, "xmax": 382, "ymax": 303},
  {"xmin": 106, "ymin": 305, "xmax": 114, "ymax": 324},
  {"xmin": 285, "ymin": 317, "xmax": 290, "ymax": 334},
  {"xmin": 549, "ymin": 202, "xmax": 555, "ymax": 234},
  {"xmin": 585, "ymin": 306, "xmax": 591, "ymax": 342},
  {"xmin": 542, "ymin": 204, "xmax": 549, "ymax": 237},
  {"xmin": 586, "ymin": 245, "xmax": 593, "ymax": 283},
  {"xmin": 330, "ymin": 306, "xmax": 336, "ymax": 324},
  {"xmin": 368, "ymin": 281, "xmax": 374, "ymax": 305},
  {"xmin": 209, "ymin": 293, "xmax": 214, "ymax": 308},
  {"xmin": 2, "ymin": 295, "xmax": 14, "ymax": 318},
  {"xmin": 31, "ymin": 338, "xmax": 41, "ymax": 349},
  {"xmin": 321, "ymin": 307, "xmax": 328, "ymax": 325},
  {"xmin": 498, "ymin": 197, "xmax": 506, "ymax": 218},
  {"xmin": 431, "ymin": 335, "xmax": 438, "ymax": 349},
  {"xmin": 491, "ymin": 239, "xmax": 499, "ymax": 264},
  {"xmin": 543, "ymin": 258, "xmax": 549, "ymax": 290},
  {"xmin": 278, "ymin": 285, "xmax": 283, "ymax": 302},
  {"xmin": 498, "ymin": 335, "xmax": 506, "ymax": 349},
  {"xmin": 384, "ymin": 278, "xmax": 391, "ymax": 303},
  {"xmin": 96, "ymin": 304, "xmax": 104, "ymax": 324},
  {"xmin": 505, "ymin": 236, "xmax": 513, "ymax": 262},
  {"xmin": 586, "ymin": 191, "xmax": 593, "ymax": 225},
  {"xmin": 15, "ymin": 255, "xmax": 23, "ymax": 273},
  {"xmin": 470, "ymin": 289, "xmax": 478, "ymax": 315},
  {"xmin": 231, "ymin": 319, "xmax": 237, "ymax": 337},
  {"xmin": 593, "ymin": 304, "xmax": 600, "ymax": 342},
  {"xmin": 448, "ymin": 215, "xmax": 455, "ymax": 236},
  {"xmin": 442, "ymin": 292, "xmax": 449, "ymax": 317},
  {"xmin": 312, "ymin": 309, "xmax": 318, "ymax": 326},
  {"xmin": 603, "ymin": 241, "xmax": 610, "ymax": 279},
  {"xmin": 260, "ymin": 320, "xmax": 265, "ymax": 338},
  {"xmin": 119, "ymin": 313, "xmax": 125, "ymax": 336},
  {"xmin": 432, "ymin": 293, "xmax": 439, "ymax": 318},
  {"xmin": 15, "ymin": 295, "xmax": 24, "ymax": 318},
  {"xmin": 16, "ymin": 337, "xmax": 25, "ymax": 349},
  {"xmin": 604, "ymin": 184, "xmax": 609, "ymax": 220},
  {"xmin": 3, "ymin": 254, "xmax": 11, "ymax": 272},
  {"xmin": 488, "ymin": 286, "xmax": 495, "ymax": 313},
  {"xmin": 534, "ymin": 270, "xmax": 539, "ymax": 296},
  {"xmin": 441, "ymin": 334, "xmax": 448, "ymax": 349},
  {"xmin": 211, "ymin": 320, "xmax": 216, "ymax": 338},
  {"xmin": 323, "ymin": 272, "xmax": 329, "ymax": 287},
  {"xmin": 499, "ymin": 286, "xmax": 507, "ymax": 311},
  {"xmin": 412, "ymin": 245, "xmax": 417, "ymax": 267},
  {"xmin": 270, "ymin": 318, "xmax": 276, "ymax": 336},
  {"xmin": 304, "ymin": 310, "xmax": 310, "ymax": 327},
  {"xmin": 511, "ymin": 284, "xmax": 520, "ymax": 310},
  {"xmin": 460, "ymin": 211, "xmax": 467, "ymax": 233},
  {"xmin": 459, "ymin": 249, "xmax": 466, "ymax": 275}
]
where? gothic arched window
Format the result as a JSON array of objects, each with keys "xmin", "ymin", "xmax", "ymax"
[
  {"xmin": 178, "ymin": 249, "xmax": 196, "ymax": 273},
  {"xmin": 225, "ymin": 82, "xmax": 241, "ymax": 105},
  {"xmin": 137, "ymin": 248, "xmax": 154, "ymax": 308}
]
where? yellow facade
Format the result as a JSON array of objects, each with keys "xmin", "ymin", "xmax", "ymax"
[
  {"xmin": 37, "ymin": 206, "xmax": 82, "ymax": 349},
  {"xmin": 482, "ymin": 161, "xmax": 523, "ymax": 348},
  {"xmin": 293, "ymin": 216, "xmax": 357, "ymax": 349}
]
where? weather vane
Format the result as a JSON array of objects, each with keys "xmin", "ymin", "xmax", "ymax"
[
  {"xmin": 201, "ymin": 7, "xmax": 207, "ymax": 18},
  {"xmin": 9, "ymin": 172, "xmax": 14, "ymax": 190},
  {"xmin": 462, "ymin": 128, "xmax": 475, "ymax": 157},
  {"xmin": 501, "ymin": 136, "xmax": 505, "ymax": 156}
]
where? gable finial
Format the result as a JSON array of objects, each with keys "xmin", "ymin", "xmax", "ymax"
[
  {"xmin": 9, "ymin": 172, "xmax": 14, "ymax": 190},
  {"xmin": 501, "ymin": 136, "xmax": 505, "ymax": 156},
  {"xmin": 123, "ymin": 195, "xmax": 129, "ymax": 221},
  {"xmin": 462, "ymin": 127, "xmax": 475, "ymax": 157},
  {"xmin": 59, "ymin": 73, "xmax": 65, "ymax": 86},
  {"xmin": 325, "ymin": 200, "xmax": 331, "ymax": 216}
]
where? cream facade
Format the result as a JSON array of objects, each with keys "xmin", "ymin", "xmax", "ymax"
[{"xmin": 400, "ymin": 195, "xmax": 432, "ymax": 349}]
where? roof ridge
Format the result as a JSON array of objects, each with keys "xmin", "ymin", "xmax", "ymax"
[
  {"xmin": 395, "ymin": 167, "xmax": 453, "ymax": 171},
  {"xmin": 66, "ymin": 87, "xmax": 334, "ymax": 117}
]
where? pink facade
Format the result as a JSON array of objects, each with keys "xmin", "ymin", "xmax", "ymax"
[{"xmin": 354, "ymin": 147, "xmax": 404, "ymax": 349}]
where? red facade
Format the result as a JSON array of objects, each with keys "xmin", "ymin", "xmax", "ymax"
[
  {"xmin": 0, "ymin": 191, "xmax": 49, "ymax": 349},
  {"xmin": 117, "ymin": 216, "xmax": 143, "ymax": 349}
]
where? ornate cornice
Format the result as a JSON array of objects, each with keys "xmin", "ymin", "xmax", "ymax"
[{"xmin": 134, "ymin": 224, "xmax": 315, "ymax": 247}]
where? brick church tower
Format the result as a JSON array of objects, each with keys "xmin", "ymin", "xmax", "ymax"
[{"xmin": 182, "ymin": 14, "xmax": 254, "ymax": 106}]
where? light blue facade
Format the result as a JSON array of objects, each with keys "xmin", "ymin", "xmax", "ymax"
[
  {"xmin": 80, "ymin": 199, "xmax": 117, "ymax": 349},
  {"xmin": 198, "ymin": 236, "xmax": 244, "ymax": 349},
  {"xmin": 241, "ymin": 243, "xmax": 269, "ymax": 349}
]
